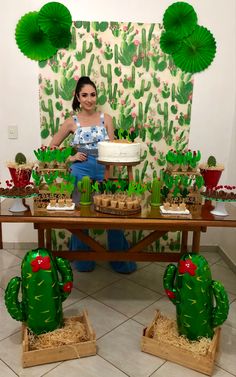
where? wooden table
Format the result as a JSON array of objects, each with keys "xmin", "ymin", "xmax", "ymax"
[{"xmin": 1, "ymin": 199, "xmax": 236, "ymax": 262}]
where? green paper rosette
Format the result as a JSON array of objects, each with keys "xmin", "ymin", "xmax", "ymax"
[
  {"xmin": 38, "ymin": 2, "xmax": 72, "ymax": 34},
  {"xmin": 163, "ymin": 1, "xmax": 197, "ymax": 39},
  {"xmin": 48, "ymin": 26, "xmax": 72, "ymax": 49},
  {"xmin": 172, "ymin": 25, "xmax": 217, "ymax": 73},
  {"xmin": 15, "ymin": 11, "xmax": 57, "ymax": 61},
  {"xmin": 160, "ymin": 30, "xmax": 182, "ymax": 54}
]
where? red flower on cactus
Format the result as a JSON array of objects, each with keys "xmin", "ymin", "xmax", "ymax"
[
  {"xmin": 165, "ymin": 289, "xmax": 175, "ymax": 299},
  {"xmin": 31, "ymin": 256, "xmax": 51, "ymax": 272},
  {"xmin": 63, "ymin": 281, "xmax": 73, "ymax": 292},
  {"xmin": 179, "ymin": 259, "xmax": 197, "ymax": 276}
]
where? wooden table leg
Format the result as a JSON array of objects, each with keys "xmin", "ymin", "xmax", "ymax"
[
  {"xmin": 104, "ymin": 165, "xmax": 110, "ymax": 180},
  {"xmin": 46, "ymin": 229, "xmax": 52, "ymax": 250},
  {"xmin": 192, "ymin": 230, "xmax": 201, "ymax": 253},
  {"xmin": 127, "ymin": 166, "xmax": 133, "ymax": 181},
  {"xmin": 181, "ymin": 231, "xmax": 188, "ymax": 253},
  {"xmin": 38, "ymin": 229, "xmax": 45, "ymax": 248}
]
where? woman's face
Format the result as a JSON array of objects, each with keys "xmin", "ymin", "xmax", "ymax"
[{"xmin": 78, "ymin": 84, "xmax": 97, "ymax": 112}]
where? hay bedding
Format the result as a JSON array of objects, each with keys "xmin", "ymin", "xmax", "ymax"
[
  {"xmin": 151, "ymin": 311, "xmax": 212, "ymax": 356},
  {"xmin": 28, "ymin": 318, "xmax": 89, "ymax": 350}
]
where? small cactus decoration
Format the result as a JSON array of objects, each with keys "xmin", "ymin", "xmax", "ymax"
[
  {"xmin": 207, "ymin": 155, "xmax": 217, "ymax": 167},
  {"xmin": 163, "ymin": 253, "xmax": 229, "ymax": 340},
  {"xmin": 150, "ymin": 178, "xmax": 162, "ymax": 206},
  {"xmin": 15, "ymin": 152, "xmax": 27, "ymax": 165},
  {"xmin": 77, "ymin": 175, "xmax": 93, "ymax": 205},
  {"xmin": 5, "ymin": 248, "xmax": 73, "ymax": 335}
]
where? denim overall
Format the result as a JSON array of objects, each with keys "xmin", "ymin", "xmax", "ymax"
[{"xmin": 70, "ymin": 113, "xmax": 136, "ymax": 273}]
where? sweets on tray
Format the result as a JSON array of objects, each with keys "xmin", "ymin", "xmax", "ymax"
[{"xmin": 202, "ymin": 185, "xmax": 236, "ymax": 201}]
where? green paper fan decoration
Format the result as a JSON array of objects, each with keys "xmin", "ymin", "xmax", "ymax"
[
  {"xmin": 38, "ymin": 2, "xmax": 72, "ymax": 34},
  {"xmin": 163, "ymin": 2, "xmax": 197, "ymax": 39},
  {"xmin": 15, "ymin": 11, "xmax": 57, "ymax": 61},
  {"xmin": 172, "ymin": 25, "xmax": 217, "ymax": 73},
  {"xmin": 160, "ymin": 30, "xmax": 182, "ymax": 54},
  {"xmin": 48, "ymin": 26, "xmax": 72, "ymax": 49}
]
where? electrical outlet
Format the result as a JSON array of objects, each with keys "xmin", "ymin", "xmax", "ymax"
[{"xmin": 8, "ymin": 125, "xmax": 18, "ymax": 139}]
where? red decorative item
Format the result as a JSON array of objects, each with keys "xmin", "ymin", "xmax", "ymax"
[
  {"xmin": 165, "ymin": 289, "xmax": 175, "ymax": 299},
  {"xmin": 63, "ymin": 281, "xmax": 73, "ymax": 292},
  {"xmin": 8, "ymin": 167, "xmax": 32, "ymax": 188},
  {"xmin": 200, "ymin": 168, "xmax": 223, "ymax": 190},
  {"xmin": 178, "ymin": 259, "xmax": 197, "ymax": 276},
  {"xmin": 31, "ymin": 256, "xmax": 51, "ymax": 272}
]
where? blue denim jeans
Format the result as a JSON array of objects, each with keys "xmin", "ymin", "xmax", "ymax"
[{"xmin": 70, "ymin": 156, "xmax": 136, "ymax": 273}]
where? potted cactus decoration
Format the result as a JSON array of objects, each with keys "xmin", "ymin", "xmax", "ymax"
[
  {"xmin": 5, "ymin": 248, "xmax": 73, "ymax": 335},
  {"xmin": 163, "ymin": 253, "xmax": 229, "ymax": 340},
  {"xmin": 7, "ymin": 152, "xmax": 34, "ymax": 188},
  {"xmin": 77, "ymin": 176, "xmax": 93, "ymax": 205},
  {"xmin": 199, "ymin": 155, "xmax": 224, "ymax": 190}
]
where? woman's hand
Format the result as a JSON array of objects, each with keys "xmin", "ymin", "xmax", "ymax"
[{"xmin": 69, "ymin": 152, "xmax": 88, "ymax": 162}]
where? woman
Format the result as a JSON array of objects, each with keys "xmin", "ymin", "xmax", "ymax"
[{"xmin": 50, "ymin": 76, "xmax": 137, "ymax": 273}]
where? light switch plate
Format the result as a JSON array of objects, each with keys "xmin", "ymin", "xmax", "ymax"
[{"xmin": 8, "ymin": 125, "xmax": 18, "ymax": 139}]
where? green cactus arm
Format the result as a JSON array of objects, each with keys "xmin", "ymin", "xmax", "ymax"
[
  {"xmin": 77, "ymin": 181, "xmax": 82, "ymax": 192},
  {"xmin": 4, "ymin": 277, "xmax": 25, "ymax": 321},
  {"xmin": 163, "ymin": 264, "xmax": 177, "ymax": 304},
  {"xmin": 56, "ymin": 257, "xmax": 73, "ymax": 302},
  {"xmin": 211, "ymin": 280, "xmax": 229, "ymax": 327}
]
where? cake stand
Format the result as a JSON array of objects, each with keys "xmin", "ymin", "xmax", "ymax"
[
  {"xmin": 0, "ymin": 193, "xmax": 37, "ymax": 212},
  {"xmin": 202, "ymin": 195, "xmax": 236, "ymax": 216},
  {"xmin": 97, "ymin": 160, "xmax": 140, "ymax": 181}
]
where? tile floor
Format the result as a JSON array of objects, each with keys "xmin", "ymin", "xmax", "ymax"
[{"xmin": 0, "ymin": 248, "xmax": 236, "ymax": 377}]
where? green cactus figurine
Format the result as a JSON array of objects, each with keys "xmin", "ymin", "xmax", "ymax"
[
  {"xmin": 207, "ymin": 155, "xmax": 217, "ymax": 167},
  {"xmin": 163, "ymin": 253, "xmax": 229, "ymax": 340},
  {"xmin": 77, "ymin": 175, "xmax": 93, "ymax": 205},
  {"xmin": 15, "ymin": 152, "xmax": 27, "ymax": 165},
  {"xmin": 5, "ymin": 248, "xmax": 73, "ymax": 335},
  {"xmin": 150, "ymin": 178, "xmax": 162, "ymax": 206}
]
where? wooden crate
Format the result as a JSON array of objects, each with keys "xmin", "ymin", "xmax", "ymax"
[
  {"xmin": 22, "ymin": 310, "xmax": 96, "ymax": 368},
  {"xmin": 141, "ymin": 311, "xmax": 220, "ymax": 376}
]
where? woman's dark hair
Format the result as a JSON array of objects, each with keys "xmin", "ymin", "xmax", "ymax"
[{"xmin": 72, "ymin": 76, "xmax": 97, "ymax": 111}]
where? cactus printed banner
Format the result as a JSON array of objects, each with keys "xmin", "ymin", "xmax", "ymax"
[{"xmin": 39, "ymin": 20, "xmax": 194, "ymax": 252}]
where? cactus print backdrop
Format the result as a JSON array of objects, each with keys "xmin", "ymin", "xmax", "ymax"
[{"xmin": 38, "ymin": 21, "xmax": 193, "ymax": 252}]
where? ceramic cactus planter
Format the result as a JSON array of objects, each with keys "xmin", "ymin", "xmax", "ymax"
[{"xmin": 77, "ymin": 176, "xmax": 93, "ymax": 205}]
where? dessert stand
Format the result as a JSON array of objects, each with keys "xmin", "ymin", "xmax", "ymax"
[
  {"xmin": 202, "ymin": 186, "xmax": 236, "ymax": 216},
  {"xmin": 203, "ymin": 197, "xmax": 235, "ymax": 217},
  {"xmin": 97, "ymin": 160, "xmax": 140, "ymax": 181},
  {"xmin": 210, "ymin": 200, "xmax": 230, "ymax": 216},
  {"xmin": 0, "ymin": 193, "xmax": 37, "ymax": 213}
]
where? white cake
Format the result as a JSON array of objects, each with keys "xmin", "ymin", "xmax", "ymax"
[{"xmin": 97, "ymin": 141, "xmax": 141, "ymax": 163}]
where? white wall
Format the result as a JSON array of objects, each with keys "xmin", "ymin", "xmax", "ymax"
[{"xmin": 1, "ymin": 1, "xmax": 236, "ymax": 259}]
